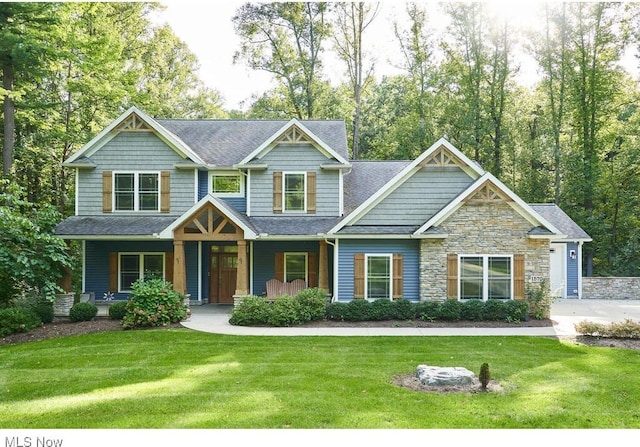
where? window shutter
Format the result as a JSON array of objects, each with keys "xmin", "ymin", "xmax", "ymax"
[
  {"xmin": 354, "ymin": 253, "xmax": 365, "ymax": 299},
  {"xmin": 165, "ymin": 252, "xmax": 174, "ymax": 283},
  {"xmin": 275, "ymin": 252, "xmax": 284, "ymax": 281},
  {"xmin": 109, "ymin": 252, "xmax": 118, "ymax": 291},
  {"xmin": 308, "ymin": 252, "xmax": 318, "ymax": 287},
  {"xmin": 447, "ymin": 254, "xmax": 458, "ymax": 300},
  {"xmin": 103, "ymin": 171, "xmax": 113, "ymax": 213},
  {"xmin": 160, "ymin": 171, "xmax": 171, "ymax": 213},
  {"xmin": 273, "ymin": 172, "xmax": 283, "ymax": 213},
  {"xmin": 307, "ymin": 171, "xmax": 316, "ymax": 214},
  {"xmin": 514, "ymin": 254, "xmax": 525, "ymax": 300},
  {"xmin": 393, "ymin": 254, "xmax": 403, "ymax": 299}
]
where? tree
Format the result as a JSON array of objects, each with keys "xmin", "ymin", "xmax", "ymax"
[
  {"xmin": 233, "ymin": 2, "xmax": 330, "ymax": 119},
  {"xmin": 333, "ymin": 2, "xmax": 379, "ymax": 158}
]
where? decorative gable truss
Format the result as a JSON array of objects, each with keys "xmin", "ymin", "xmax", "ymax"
[
  {"xmin": 114, "ymin": 113, "xmax": 153, "ymax": 132},
  {"xmin": 273, "ymin": 124, "xmax": 314, "ymax": 145}
]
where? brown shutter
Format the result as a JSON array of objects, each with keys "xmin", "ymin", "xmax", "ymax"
[
  {"xmin": 160, "ymin": 171, "xmax": 171, "ymax": 213},
  {"xmin": 165, "ymin": 252, "xmax": 174, "ymax": 283},
  {"xmin": 109, "ymin": 252, "xmax": 118, "ymax": 291},
  {"xmin": 273, "ymin": 171, "xmax": 283, "ymax": 213},
  {"xmin": 514, "ymin": 254, "xmax": 525, "ymax": 300},
  {"xmin": 275, "ymin": 252, "xmax": 284, "ymax": 281},
  {"xmin": 393, "ymin": 254, "xmax": 403, "ymax": 300},
  {"xmin": 447, "ymin": 254, "xmax": 458, "ymax": 300},
  {"xmin": 354, "ymin": 253, "xmax": 365, "ymax": 299},
  {"xmin": 307, "ymin": 171, "xmax": 316, "ymax": 214},
  {"xmin": 103, "ymin": 171, "xmax": 113, "ymax": 213},
  {"xmin": 307, "ymin": 252, "xmax": 318, "ymax": 287}
]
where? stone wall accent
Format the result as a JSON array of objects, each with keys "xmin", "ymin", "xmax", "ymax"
[
  {"xmin": 420, "ymin": 201, "xmax": 550, "ymax": 301},
  {"xmin": 582, "ymin": 277, "xmax": 640, "ymax": 300}
]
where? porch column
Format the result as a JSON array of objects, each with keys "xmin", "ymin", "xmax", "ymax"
[
  {"xmin": 235, "ymin": 240, "xmax": 249, "ymax": 296},
  {"xmin": 319, "ymin": 240, "xmax": 329, "ymax": 293},
  {"xmin": 173, "ymin": 240, "xmax": 187, "ymax": 295}
]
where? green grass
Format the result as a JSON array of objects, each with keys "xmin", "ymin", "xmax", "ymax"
[{"xmin": 1, "ymin": 329, "xmax": 640, "ymax": 428}]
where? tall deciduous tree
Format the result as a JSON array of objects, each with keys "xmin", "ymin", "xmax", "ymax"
[{"xmin": 233, "ymin": 2, "xmax": 330, "ymax": 119}]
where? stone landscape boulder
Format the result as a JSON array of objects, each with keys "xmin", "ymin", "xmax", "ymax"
[{"xmin": 416, "ymin": 365, "xmax": 477, "ymax": 387}]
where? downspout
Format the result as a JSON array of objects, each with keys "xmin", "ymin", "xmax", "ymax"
[{"xmin": 325, "ymin": 238, "xmax": 337, "ymax": 302}]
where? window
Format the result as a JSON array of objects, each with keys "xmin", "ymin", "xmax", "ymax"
[
  {"xmin": 283, "ymin": 172, "xmax": 306, "ymax": 212},
  {"xmin": 114, "ymin": 172, "xmax": 159, "ymax": 211},
  {"xmin": 460, "ymin": 255, "xmax": 512, "ymax": 300},
  {"xmin": 284, "ymin": 253, "xmax": 307, "ymax": 283},
  {"xmin": 210, "ymin": 172, "xmax": 243, "ymax": 197},
  {"xmin": 119, "ymin": 253, "xmax": 164, "ymax": 291},
  {"xmin": 366, "ymin": 254, "xmax": 392, "ymax": 300}
]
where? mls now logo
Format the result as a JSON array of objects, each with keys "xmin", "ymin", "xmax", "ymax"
[{"xmin": 5, "ymin": 437, "xmax": 63, "ymax": 447}]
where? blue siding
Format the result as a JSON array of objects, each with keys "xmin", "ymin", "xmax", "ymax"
[
  {"xmin": 337, "ymin": 239, "xmax": 420, "ymax": 302},
  {"xmin": 252, "ymin": 241, "xmax": 333, "ymax": 296},
  {"xmin": 566, "ymin": 242, "xmax": 579, "ymax": 297},
  {"xmin": 85, "ymin": 240, "xmax": 174, "ymax": 300},
  {"xmin": 198, "ymin": 170, "xmax": 247, "ymax": 212}
]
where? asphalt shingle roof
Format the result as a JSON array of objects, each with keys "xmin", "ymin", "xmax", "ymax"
[
  {"xmin": 529, "ymin": 204, "xmax": 591, "ymax": 240},
  {"xmin": 343, "ymin": 160, "xmax": 410, "ymax": 214},
  {"xmin": 55, "ymin": 216, "xmax": 178, "ymax": 236}
]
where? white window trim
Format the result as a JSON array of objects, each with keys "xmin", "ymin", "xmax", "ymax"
[
  {"xmin": 284, "ymin": 252, "xmax": 308, "ymax": 284},
  {"xmin": 118, "ymin": 252, "xmax": 165, "ymax": 293},
  {"xmin": 112, "ymin": 171, "xmax": 161, "ymax": 212},
  {"xmin": 282, "ymin": 171, "xmax": 307, "ymax": 213},
  {"xmin": 209, "ymin": 171, "xmax": 244, "ymax": 198},
  {"xmin": 458, "ymin": 254, "xmax": 513, "ymax": 301},
  {"xmin": 365, "ymin": 253, "xmax": 393, "ymax": 301}
]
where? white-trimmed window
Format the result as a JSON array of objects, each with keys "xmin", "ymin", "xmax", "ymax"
[
  {"xmin": 114, "ymin": 172, "xmax": 159, "ymax": 211},
  {"xmin": 365, "ymin": 254, "xmax": 392, "ymax": 300},
  {"xmin": 210, "ymin": 172, "xmax": 243, "ymax": 197},
  {"xmin": 119, "ymin": 253, "xmax": 165, "ymax": 292},
  {"xmin": 283, "ymin": 172, "xmax": 306, "ymax": 212},
  {"xmin": 284, "ymin": 252, "xmax": 307, "ymax": 283},
  {"xmin": 459, "ymin": 255, "xmax": 512, "ymax": 300}
]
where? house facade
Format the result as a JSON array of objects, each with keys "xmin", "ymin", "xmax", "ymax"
[{"xmin": 55, "ymin": 107, "xmax": 590, "ymax": 304}]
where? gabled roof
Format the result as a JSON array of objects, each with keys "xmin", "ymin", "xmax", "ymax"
[
  {"xmin": 343, "ymin": 160, "xmax": 411, "ymax": 214},
  {"xmin": 158, "ymin": 194, "xmax": 258, "ymax": 240},
  {"xmin": 63, "ymin": 106, "xmax": 206, "ymax": 166},
  {"xmin": 529, "ymin": 204, "xmax": 592, "ymax": 241},
  {"xmin": 236, "ymin": 119, "xmax": 350, "ymax": 166},
  {"xmin": 329, "ymin": 138, "xmax": 484, "ymax": 234},
  {"xmin": 413, "ymin": 173, "xmax": 565, "ymax": 237}
]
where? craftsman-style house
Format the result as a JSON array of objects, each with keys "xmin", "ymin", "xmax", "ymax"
[{"xmin": 55, "ymin": 107, "xmax": 590, "ymax": 304}]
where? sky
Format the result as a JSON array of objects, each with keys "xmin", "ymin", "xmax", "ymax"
[{"xmin": 151, "ymin": 1, "xmax": 637, "ymax": 111}]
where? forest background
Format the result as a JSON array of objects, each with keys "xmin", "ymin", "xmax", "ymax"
[{"xmin": 2, "ymin": 1, "xmax": 640, "ymax": 278}]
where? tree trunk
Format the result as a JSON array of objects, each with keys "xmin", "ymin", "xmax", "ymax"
[{"xmin": 2, "ymin": 62, "xmax": 15, "ymax": 176}]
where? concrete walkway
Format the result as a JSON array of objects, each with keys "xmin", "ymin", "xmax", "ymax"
[{"xmin": 180, "ymin": 299, "xmax": 640, "ymax": 337}]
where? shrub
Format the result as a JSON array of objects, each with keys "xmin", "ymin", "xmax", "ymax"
[
  {"xmin": 574, "ymin": 320, "xmax": 607, "ymax": 337},
  {"xmin": 504, "ymin": 300, "xmax": 529, "ymax": 322},
  {"xmin": 416, "ymin": 301, "xmax": 441, "ymax": 322},
  {"xmin": 526, "ymin": 280, "xmax": 555, "ymax": 319},
  {"xmin": 461, "ymin": 299, "xmax": 485, "ymax": 321},
  {"xmin": 229, "ymin": 296, "xmax": 270, "ymax": 326},
  {"xmin": 69, "ymin": 302, "xmax": 98, "ymax": 322},
  {"xmin": 575, "ymin": 319, "xmax": 640, "ymax": 338},
  {"xmin": 325, "ymin": 302, "xmax": 348, "ymax": 321},
  {"xmin": 369, "ymin": 299, "xmax": 395, "ymax": 320},
  {"xmin": 438, "ymin": 300, "xmax": 462, "ymax": 321},
  {"xmin": 392, "ymin": 299, "xmax": 416, "ymax": 320},
  {"xmin": 32, "ymin": 302, "xmax": 55, "ymax": 324},
  {"xmin": 343, "ymin": 299, "xmax": 371, "ymax": 321},
  {"xmin": 483, "ymin": 299, "xmax": 506, "ymax": 321},
  {"xmin": 122, "ymin": 279, "xmax": 188, "ymax": 329},
  {"xmin": 479, "ymin": 363, "xmax": 490, "ymax": 391},
  {"xmin": 108, "ymin": 301, "xmax": 128, "ymax": 320},
  {"xmin": 0, "ymin": 308, "xmax": 42, "ymax": 336},
  {"xmin": 295, "ymin": 288, "xmax": 327, "ymax": 322},
  {"xmin": 267, "ymin": 295, "xmax": 303, "ymax": 327}
]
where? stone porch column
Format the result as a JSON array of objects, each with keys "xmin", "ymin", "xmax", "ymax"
[
  {"xmin": 319, "ymin": 240, "xmax": 329, "ymax": 292},
  {"xmin": 173, "ymin": 240, "xmax": 187, "ymax": 295},
  {"xmin": 235, "ymin": 240, "xmax": 249, "ymax": 296}
]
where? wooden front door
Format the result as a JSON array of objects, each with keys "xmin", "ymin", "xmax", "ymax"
[{"xmin": 210, "ymin": 252, "xmax": 238, "ymax": 304}]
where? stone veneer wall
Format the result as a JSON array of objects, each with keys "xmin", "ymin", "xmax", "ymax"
[
  {"xmin": 420, "ymin": 201, "xmax": 550, "ymax": 301},
  {"xmin": 582, "ymin": 277, "xmax": 640, "ymax": 300}
]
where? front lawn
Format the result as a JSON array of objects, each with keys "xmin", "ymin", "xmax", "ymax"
[{"xmin": 1, "ymin": 329, "xmax": 639, "ymax": 428}]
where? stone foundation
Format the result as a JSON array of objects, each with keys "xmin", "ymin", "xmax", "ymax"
[{"xmin": 582, "ymin": 277, "xmax": 640, "ymax": 300}]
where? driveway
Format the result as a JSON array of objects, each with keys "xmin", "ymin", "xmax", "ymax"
[{"xmin": 550, "ymin": 299, "xmax": 640, "ymax": 335}]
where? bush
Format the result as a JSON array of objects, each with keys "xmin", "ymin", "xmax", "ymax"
[
  {"xmin": 392, "ymin": 299, "xmax": 416, "ymax": 320},
  {"xmin": 32, "ymin": 302, "xmax": 55, "ymax": 324},
  {"xmin": 369, "ymin": 299, "xmax": 395, "ymax": 320},
  {"xmin": 295, "ymin": 288, "xmax": 327, "ymax": 322},
  {"xmin": 122, "ymin": 279, "xmax": 188, "ymax": 329},
  {"xmin": 108, "ymin": 301, "xmax": 128, "ymax": 320},
  {"xmin": 416, "ymin": 301, "xmax": 441, "ymax": 322},
  {"xmin": 526, "ymin": 281, "xmax": 555, "ymax": 319},
  {"xmin": 267, "ymin": 295, "xmax": 303, "ymax": 327},
  {"xmin": 503, "ymin": 300, "xmax": 529, "ymax": 322},
  {"xmin": 483, "ymin": 299, "xmax": 506, "ymax": 321},
  {"xmin": 575, "ymin": 319, "xmax": 640, "ymax": 338},
  {"xmin": 229, "ymin": 296, "xmax": 270, "ymax": 326},
  {"xmin": 438, "ymin": 299, "xmax": 462, "ymax": 321},
  {"xmin": 461, "ymin": 299, "xmax": 485, "ymax": 321},
  {"xmin": 325, "ymin": 302, "xmax": 348, "ymax": 321},
  {"xmin": 69, "ymin": 302, "xmax": 98, "ymax": 322},
  {"xmin": 0, "ymin": 307, "xmax": 42, "ymax": 336},
  {"xmin": 342, "ymin": 299, "xmax": 371, "ymax": 321}
]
